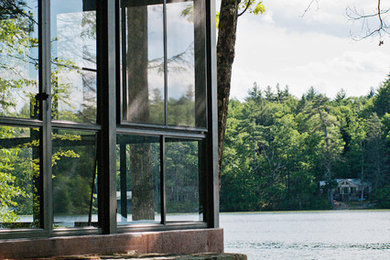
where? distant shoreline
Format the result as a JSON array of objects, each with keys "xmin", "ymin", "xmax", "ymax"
[{"xmin": 220, "ymin": 208, "xmax": 390, "ymax": 214}]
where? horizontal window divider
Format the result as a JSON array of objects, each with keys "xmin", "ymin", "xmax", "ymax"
[
  {"xmin": 122, "ymin": 0, "xmax": 191, "ymax": 8},
  {"xmin": 119, "ymin": 122, "xmax": 208, "ymax": 133},
  {"xmin": 117, "ymin": 222, "xmax": 207, "ymax": 233},
  {"xmin": 52, "ymin": 121, "xmax": 101, "ymax": 132},
  {"xmin": 0, "ymin": 117, "xmax": 44, "ymax": 128},
  {"xmin": 50, "ymin": 227, "xmax": 101, "ymax": 237},
  {"xmin": 0, "ymin": 229, "xmax": 48, "ymax": 240},
  {"xmin": 117, "ymin": 126, "xmax": 206, "ymax": 139}
]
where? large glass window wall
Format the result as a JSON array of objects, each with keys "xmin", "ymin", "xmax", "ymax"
[
  {"xmin": 116, "ymin": 135, "xmax": 204, "ymax": 227},
  {"xmin": 0, "ymin": 0, "xmax": 216, "ymax": 239},
  {"xmin": 121, "ymin": 0, "xmax": 207, "ymax": 129}
]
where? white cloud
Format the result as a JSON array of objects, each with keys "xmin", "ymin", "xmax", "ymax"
[
  {"xmin": 230, "ymin": 0, "xmax": 390, "ymax": 100},
  {"xmin": 260, "ymin": 10, "xmax": 274, "ymax": 24}
]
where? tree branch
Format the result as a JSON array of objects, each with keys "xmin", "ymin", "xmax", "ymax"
[
  {"xmin": 237, "ymin": 0, "xmax": 252, "ymax": 17},
  {"xmin": 346, "ymin": 0, "xmax": 389, "ymax": 44},
  {"xmin": 300, "ymin": 0, "xmax": 319, "ymax": 18},
  {"xmin": 302, "ymin": 0, "xmax": 389, "ymax": 45}
]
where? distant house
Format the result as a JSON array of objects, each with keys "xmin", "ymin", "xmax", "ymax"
[{"xmin": 320, "ymin": 179, "xmax": 372, "ymax": 201}]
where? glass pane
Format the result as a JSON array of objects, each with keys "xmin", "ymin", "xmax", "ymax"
[
  {"xmin": 123, "ymin": 3, "xmax": 165, "ymax": 124},
  {"xmin": 52, "ymin": 129, "xmax": 97, "ymax": 228},
  {"xmin": 167, "ymin": 1, "xmax": 197, "ymax": 127},
  {"xmin": 51, "ymin": 0, "xmax": 97, "ymax": 124},
  {"xmin": 0, "ymin": 126, "xmax": 40, "ymax": 229},
  {"xmin": 0, "ymin": 0, "xmax": 39, "ymax": 118},
  {"xmin": 116, "ymin": 135, "xmax": 161, "ymax": 224},
  {"xmin": 166, "ymin": 138, "xmax": 202, "ymax": 222}
]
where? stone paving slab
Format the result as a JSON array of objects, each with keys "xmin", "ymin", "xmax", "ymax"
[{"xmin": 23, "ymin": 253, "xmax": 247, "ymax": 260}]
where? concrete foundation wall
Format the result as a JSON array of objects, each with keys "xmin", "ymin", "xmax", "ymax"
[{"xmin": 0, "ymin": 228, "xmax": 223, "ymax": 259}]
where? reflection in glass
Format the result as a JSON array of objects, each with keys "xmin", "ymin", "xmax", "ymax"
[
  {"xmin": 51, "ymin": 0, "xmax": 97, "ymax": 124},
  {"xmin": 0, "ymin": 127, "xmax": 40, "ymax": 229},
  {"xmin": 116, "ymin": 135, "xmax": 161, "ymax": 224},
  {"xmin": 52, "ymin": 129, "xmax": 97, "ymax": 228},
  {"xmin": 167, "ymin": 1, "xmax": 196, "ymax": 127},
  {"xmin": 123, "ymin": 3, "xmax": 164, "ymax": 124},
  {"xmin": 0, "ymin": 0, "xmax": 39, "ymax": 118},
  {"xmin": 166, "ymin": 138, "xmax": 202, "ymax": 222}
]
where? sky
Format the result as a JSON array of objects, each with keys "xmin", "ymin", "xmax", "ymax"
[{"xmin": 227, "ymin": 0, "xmax": 390, "ymax": 100}]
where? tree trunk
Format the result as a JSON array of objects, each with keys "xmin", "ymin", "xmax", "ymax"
[
  {"xmin": 127, "ymin": 5, "xmax": 154, "ymax": 220},
  {"xmin": 217, "ymin": 0, "xmax": 241, "ymax": 184},
  {"xmin": 130, "ymin": 143, "xmax": 155, "ymax": 220}
]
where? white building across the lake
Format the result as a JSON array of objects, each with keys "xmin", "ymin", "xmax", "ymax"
[{"xmin": 320, "ymin": 179, "xmax": 372, "ymax": 201}]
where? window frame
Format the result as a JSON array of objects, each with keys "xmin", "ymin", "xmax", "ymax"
[
  {"xmin": 0, "ymin": 0, "xmax": 218, "ymax": 239},
  {"xmin": 118, "ymin": 0, "xmax": 208, "ymax": 132}
]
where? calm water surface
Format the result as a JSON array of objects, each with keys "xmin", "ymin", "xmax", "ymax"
[{"xmin": 221, "ymin": 210, "xmax": 390, "ymax": 259}]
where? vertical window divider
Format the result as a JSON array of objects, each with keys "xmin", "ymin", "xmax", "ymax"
[
  {"xmin": 97, "ymin": 0, "xmax": 117, "ymax": 234},
  {"xmin": 121, "ymin": 5, "xmax": 127, "ymax": 121},
  {"xmin": 119, "ymin": 143, "xmax": 128, "ymax": 220},
  {"xmin": 205, "ymin": 0, "xmax": 219, "ymax": 229},
  {"xmin": 194, "ymin": 0, "xmax": 207, "ymax": 129},
  {"xmin": 39, "ymin": 0, "xmax": 53, "ymax": 233},
  {"xmin": 160, "ymin": 136, "xmax": 166, "ymax": 224},
  {"xmin": 163, "ymin": 0, "xmax": 168, "ymax": 126}
]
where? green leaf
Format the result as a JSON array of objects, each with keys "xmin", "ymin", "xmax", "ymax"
[{"xmin": 253, "ymin": 2, "xmax": 265, "ymax": 15}]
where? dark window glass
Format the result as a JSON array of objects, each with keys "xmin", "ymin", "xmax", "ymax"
[
  {"xmin": 52, "ymin": 129, "xmax": 97, "ymax": 228},
  {"xmin": 0, "ymin": 126, "xmax": 41, "ymax": 229},
  {"xmin": 116, "ymin": 135, "xmax": 161, "ymax": 224},
  {"xmin": 122, "ymin": 0, "xmax": 206, "ymax": 128},
  {"xmin": 167, "ymin": 1, "xmax": 197, "ymax": 127},
  {"xmin": 51, "ymin": 0, "xmax": 97, "ymax": 124},
  {"xmin": 0, "ymin": 0, "xmax": 39, "ymax": 119},
  {"xmin": 122, "ymin": 2, "xmax": 164, "ymax": 124},
  {"xmin": 165, "ymin": 138, "xmax": 202, "ymax": 222}
]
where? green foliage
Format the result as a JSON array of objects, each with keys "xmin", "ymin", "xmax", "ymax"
[
  {"xmin": 0, "ymin": 2, "xmax": 98, "ymax": 224},
  {"xmin": 215, "ymin": 0, "xmax": 265, "ymax": 29},
  {"xmin": 239, "ymin": 0, "xmax": 265, "ymax": 15},
  {"xmin": 0, "ymin": 126, "xmax": 40, "ymax": 224},
  {"xmin": 221, "ymin": 81, "xmax": 390, "ymax": 211},
  {"xmin": 181, "ymin": 4, "xmax": 193, "ymax": 23},
  {"xmin": 373, "ymin": 76, "xmax": 390, "ymax": 116},
  {"xmin": 372, "ymin": 185, "xmax": 390, "ymax": 208},
  {"xmin": 165, "ymin": 140, "xmax": 200, "ymax": 213},
  {"xmin": 0, "ymin": 1, "xmax": 38, "ymax": 118}
]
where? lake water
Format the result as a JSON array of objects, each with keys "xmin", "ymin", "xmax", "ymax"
[{"xmin": 221, "ymin": 210, "xmax": 390, "ymax": 259}]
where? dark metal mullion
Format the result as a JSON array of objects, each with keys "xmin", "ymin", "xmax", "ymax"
[
  {"xmin": 120, "ymin": 144, "xmax": 128, "ymax": 220},
  {"xmin": 194, "ymin": 0, "xmax": 207, "ymax": 129},
  {"xmin": 124, "ymin": 0, "xmax": 191, "ymax": 8},
  {"xmin": 39, "ymin": 0, "xmax": 53, "ymax": 233},
  {"xmin": 163, "ymin": 0, "xmax": 168, "ymax": 126},
  {"xmin": 116, "ymin": 222, "xmax": 207, "ymax": 233},
  {"xmin": 205, "ymin": 0, "xmax": 219, "ymax": 229},
  {"xmin": 97, "ymin": 0, "xmax": 117, "ymax": 234},
  {"xmin": 0, "ymin": 117, "xmax": 43, "ymax": 128},
  {"xmin": 120, "ymin": 121, "xmax": 208, "ymax": 132},
  {"xmin": 52, "ymin": 121, "xmax": 101, "ymax": 131},
  {"xmin": 160, "ymin": 136, "xmax": 166, "ymax": 224},
  {"xmin": 121, "ymin": 6, "xmax": 127, "ymax": 121},
  {"xmin": 116, "ymin": 1, "xmax": 121, "ymax": 124},
  {"xmin": 88, "ymin": 137, "xmax": 98, "ymax": 226},
  {"xmin": 117, "ymin": 127, "xmax": 206, "ymax": 139}
]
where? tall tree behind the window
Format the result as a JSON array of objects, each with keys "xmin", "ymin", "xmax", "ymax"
[
  {"xmin": 217, "ymin": 0, "xmax": 265, "ymax": 183},
  {"xmin": 126, "ymin": 5, "xmax": 154, "ymax": 220}
]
